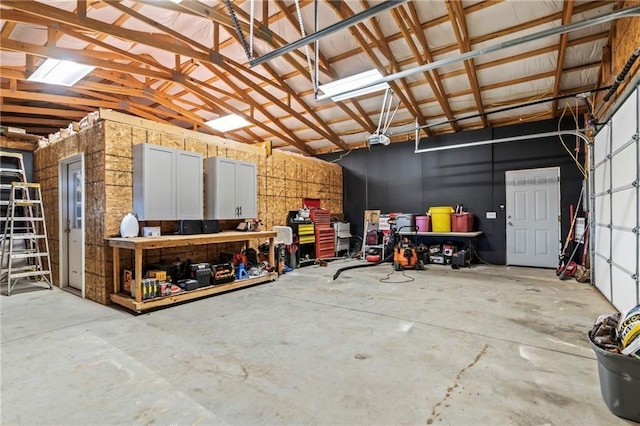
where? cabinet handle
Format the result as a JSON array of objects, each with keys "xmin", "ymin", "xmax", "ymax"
[
  {"xmin": 236, "ymin": 206, "xmax": 239, "ymax": 217},
  {"xmin": 239, "ymin": 206, "xmax": 242, "ymax": 216}
]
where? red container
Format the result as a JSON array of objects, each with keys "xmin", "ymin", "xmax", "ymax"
[
  {"xmin": 415, "ymin": 215, "xmax": 431, "ymax": 232},
  {"xmin": 452, "ymin": 213, "xmax": 474, "ymax": 232}
]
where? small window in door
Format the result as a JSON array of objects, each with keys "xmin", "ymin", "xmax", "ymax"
[{"xmin": 72, "ymin": 170, "xmax": 82, "ymax": 229}]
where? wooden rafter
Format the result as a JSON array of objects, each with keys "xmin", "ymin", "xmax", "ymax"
[
  {"xmin": 101, "ymin": 0, "xmax": 334, "ymax": 152},
  {"xmin": 551, "ymin": 0, "xmax": 575, "ymax": 115},
  {"xmin": 404, "ymin": 2, "xmax": 459, "ymax": 132},
  {"xmin": 229, "ymin": 4, "xmax": 376, "ymax": 142},
  {"xmin": 325, "ymin": 1, "xmax": 427, "ymax": 134},
  {"xmin": 0, "ymin": 0, "xmax": 616, "ymax": 154},
  {"xmin": 363, "ymin": 1, "xmax": 433, "ymax": 137},
  {"xmin": 445, "ymin": 0, "xmax": 488, "ymax": 127}
]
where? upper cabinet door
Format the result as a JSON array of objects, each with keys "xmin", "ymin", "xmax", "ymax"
[
  {"xmin": 176, "ymin": 150, "xmax": 203, "ymax": 220},
  {"xmin": 236, "ymin": 161, "xmax": 257, "ymax": 219},
  {"xmin": 205, "ymin": 157, "xmax": 238, "ymax": 219},
  {"xmin": 133, "ymin": 144, "xmax": 176, "ymax": 220}
]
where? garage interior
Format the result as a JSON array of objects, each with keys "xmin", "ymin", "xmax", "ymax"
[{"xmin": 1, "ymin": 0, "xmax": 640, "ymax": 424}]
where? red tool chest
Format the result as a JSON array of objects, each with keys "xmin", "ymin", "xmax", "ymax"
[
  {"xmin": 315, "ymin": 227, "xmax": 336, "ymax": 259},
  {"xmin": 310, "ymin": 209, "xmax": 331, "ymax": 228}
]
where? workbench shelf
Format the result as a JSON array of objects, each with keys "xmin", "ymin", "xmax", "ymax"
[
  {"xmin": 110, "ymin": 272, "xmax": 277, "ymax": 313},
  {"xmin": 106, "ymin": 231, "xmax": 277, "ymax": 313}
]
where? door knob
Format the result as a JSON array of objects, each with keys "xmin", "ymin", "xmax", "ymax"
[{"xmin": 508, "ymin": 221, "xmax": 513, "ymax": 226}]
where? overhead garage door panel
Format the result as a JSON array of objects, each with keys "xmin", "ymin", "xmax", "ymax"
[
  {"xmin": 595, "ymin": 224, "xmax": 610, "ymax": 254},
  {"xmin": 594, "ymin": 124, "xmax": 610, "ymax": 164},
  {"xmin": 595, "ymin": 193, "xmax": 610, "ymax": 226},
  {"xmin": 594, "ymin": 161, "xmax": 610, "ymax": 195},
  {"xmin": 611, "ymin": 267, "xmax": 638, "ymax": 314},
  {"xmin": 612, "ymin": 190, "xmax": 636, "ymax": 228},
  {"xmin": 611, "ymin": 229, "xmax": 637, "ymax": 272},
  {"xmin": 611, "ymin": 144, "xmax": 637, "ymax": 189},
  {"xmin": 595, "ymin": 256, "xmax": 611, "ymax": 301},
  {"xmin": 611, "ymin": 91, "xmax": 638, "ymax": 152}
]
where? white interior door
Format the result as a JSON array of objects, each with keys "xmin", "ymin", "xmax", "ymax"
[
  {"xmin": 64, "ymin": 160, "xmax": 83, "ymax": 291},
  {"xmin": 506, "ymin": 167, "xmax": 560, "ymax": 268}
]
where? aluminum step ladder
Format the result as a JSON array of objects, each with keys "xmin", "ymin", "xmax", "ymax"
[
  {"xmin": 1, "ymin": 151, "xmax": 27, "ymax": 237},
  {"xmin": 0, "ymin": 181, "xmax": 53, "ymax": 295}
]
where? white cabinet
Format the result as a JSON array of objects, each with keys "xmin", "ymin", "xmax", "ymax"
[
  {"xmin": 205, "ymin": 157, "xmax": 257, "ymax": 219},
  {"xmin": 133, "ymin": 143, "xmax": 203, "ymax": 220}
]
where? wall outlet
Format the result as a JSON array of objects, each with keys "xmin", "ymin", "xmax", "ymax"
[{"xmin": 486, "ymin": 211, "xmax": 497, "ymax": 219}]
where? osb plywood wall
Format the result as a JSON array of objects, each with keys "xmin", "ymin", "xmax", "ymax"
[
  {"xmin": 33, "ymin": 123, "xmax": 108, "ymax": 304},
  {"xmin": 35, "ymin": 110, "xmax": 342, "ymax": 305}
]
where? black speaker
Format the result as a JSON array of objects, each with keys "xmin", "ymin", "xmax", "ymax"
[
  {"xmin": 179, "ymin": 220, "xmax": 202, "ymax": 235},
  {"xmin": 202, "ymin": 219, "xmax": 219, "ymax": 234}
]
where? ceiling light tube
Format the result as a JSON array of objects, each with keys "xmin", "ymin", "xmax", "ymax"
[
  {"xmin": 27, "ymin": 58, "xmax": 95, "ymax": 86},
  {"xmin": 318, "ymin": 69, "xmax": 390, "ymax": 102},
  {"xmin": 205, "ymin": 114, "xmax": 251, "ymax": 132}
]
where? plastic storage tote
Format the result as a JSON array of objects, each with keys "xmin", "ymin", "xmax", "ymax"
[
  {"xmin": 415, "ymin": 215, "xmax": 431, "ymax": 232},
  {"xmin": 589, "ymin": 334, "xmax": 640, "ymax": 422},
  {"xmin": 428, "ymin": 207, "xmax": 454, "ymax": 232},
  {"xmin": 395, "ymin": 214, "xmax": 415, "ymax": 232},
  {"xmin": 452, "ymin": 213, "xmax": 474, "ymax": 232}
]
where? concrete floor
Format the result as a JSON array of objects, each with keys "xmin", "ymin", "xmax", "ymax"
[{"xmin": 0, "ymin": 261, "xmax": 631, "ymax": 425}]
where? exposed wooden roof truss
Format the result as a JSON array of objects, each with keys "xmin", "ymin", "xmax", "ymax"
[{"xmin": 0, "ymin": 0, "xmax": 623, "ymax": 154}]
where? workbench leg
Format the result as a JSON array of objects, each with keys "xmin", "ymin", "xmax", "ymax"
[
  {"xmin": 269, "ymin": 237, "xmax": 275, "ymax": 266},
  {"xmin": 112, "ymin": 247, "xmax": 120, "ymax": 294},
  {"xmin": 135, "ymin": 248, "xmax": 143, "ymax": 303}
]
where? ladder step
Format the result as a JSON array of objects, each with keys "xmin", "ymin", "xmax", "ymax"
[
  {"xmin": 11, "ymin": 252, "xmax": 48, "ymax": 259},
  {"xmin": 7, "ymin": 233, "xmax": 46, "ymax": 239},
  {"xmin": 11, "ymin": 182, "xmax": 40, "ymax": 189},
  {"xmin": 14, "ymin": 200, "xmax": 42, "ymax": 206},
  {"xmin": 8, "ymin": 270, "xmax": 51, "ymax": 279},
  {"xmin": 0, "ymin": 167, "xmax": 23, "ymax": 172},
  {"xmin": 1, "ymin": 217, "xmax": 44, "ymax": 221},
  {"xmin": 0, "ymin": 152, "xmax": 24, "ymax": 160}
]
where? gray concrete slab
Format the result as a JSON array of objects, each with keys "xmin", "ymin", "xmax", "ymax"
[{"xmin": 0, "ymin": 262, "xmax": 633, "ymax": 425}]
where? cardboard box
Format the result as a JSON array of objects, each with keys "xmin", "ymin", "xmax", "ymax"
[
  {"xmin": 143, "ymin": 226, "xmax": 161, "ymax": 237},
  {"xmin": 147, "ymin": 270, "xmax": 167, "ymax": 281},
  {"xmin": 122, "ymin": 269, "xmax": 132, "ymax": 293}
]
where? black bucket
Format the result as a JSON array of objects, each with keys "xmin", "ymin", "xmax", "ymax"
[{"xmin": 588, "ymin": 333, "xmax": 640, "ymax": 422}]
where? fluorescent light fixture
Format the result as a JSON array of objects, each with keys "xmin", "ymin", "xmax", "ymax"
[
  {"xmin": 205, "ymin": 114, "xmax": 251, "ymax": 132},
  {"xmin": 27, "ymin": 58, "xmax": 95, "ymax": 86},
  {"xmin": 169, "ymin": 0, "xmax": 182, "ymax": 3},
  {"xmin": 318, "ymin": 69, "xmax": 389, "ymax": 102}
]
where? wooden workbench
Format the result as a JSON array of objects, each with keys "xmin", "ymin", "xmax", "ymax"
[{"xmin": 107, "ymin": 231, "xmax": 277, "ymax": 313}]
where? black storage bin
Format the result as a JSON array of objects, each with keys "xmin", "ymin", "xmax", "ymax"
[{"xmin": 589, "ymin": 333, "xmax": 640, "ymax": 422}]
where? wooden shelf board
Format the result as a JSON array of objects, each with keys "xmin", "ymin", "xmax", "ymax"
[
  {"xmin": 398, "ymin": 231, "xmax": 483, "ymax": 237},
  {"xmin": 110, "ymin": 272, "xmax": 277, "ymax": 313}
]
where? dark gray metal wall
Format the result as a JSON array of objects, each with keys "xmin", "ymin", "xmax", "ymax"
[{"xmin": 322, "ymin": 119, "xmax": 585, "ymax": 265}]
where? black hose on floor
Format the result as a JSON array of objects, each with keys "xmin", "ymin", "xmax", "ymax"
[
  {"xmin": 333, "ymin": 230, "xmax": 401, "ymax": 280},
  {"xmin": 332, "ymin": 252, "xmax": 394, "ymax": 281}
]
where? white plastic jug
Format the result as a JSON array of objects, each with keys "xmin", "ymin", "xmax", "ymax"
[{"xmin": 120, "ymin": 213, "xmax": 139, "ymax": 238}]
